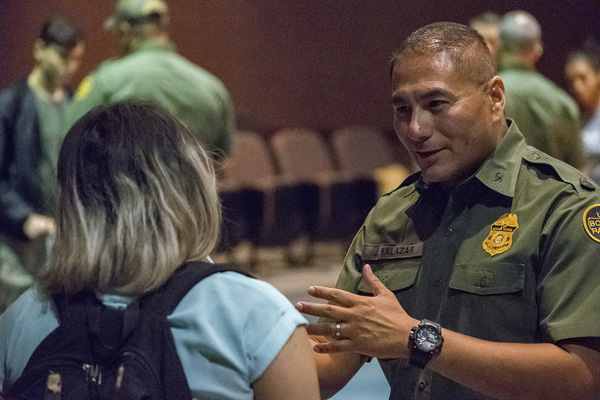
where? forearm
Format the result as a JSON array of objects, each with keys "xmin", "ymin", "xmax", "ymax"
[
  {"xmin": 309, "ymin": 335, "xmax": 365, "ymax": 398},
  {"xmin": 430, "ymin": 330, "xmax": 600, "ymax": 399}
]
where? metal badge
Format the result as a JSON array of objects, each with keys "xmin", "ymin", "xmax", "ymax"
[{"xmin": 483, "ymin": 213, "xmax": 519, "ymax": 256}]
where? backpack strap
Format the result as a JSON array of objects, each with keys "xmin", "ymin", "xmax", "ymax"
[{"xmin": 139, "ymin": 261, "xmax": 254, "ymax": 317}]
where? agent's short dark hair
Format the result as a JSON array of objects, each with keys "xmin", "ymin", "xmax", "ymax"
[
  {"xmin": 567, "ymin": 38, "xmax": 600, "ymax": 73},
  {"xmin": 391, "ymin": 22, "xmax": 495, "ymax": 86},
  {"xmin": 39, "ymin": 16, "xmax": 84, "ymax": 50},
  {"xmin": 40, "ymin": 102, "xmax": 220, "ymax": 295}
]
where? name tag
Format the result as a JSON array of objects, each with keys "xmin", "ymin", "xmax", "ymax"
[{"xmin": 363, "ymin": 242, "xmax": 424, "ymax": 260}]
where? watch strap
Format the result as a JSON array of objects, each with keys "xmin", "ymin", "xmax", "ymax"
[{"xmin": 409, "ymin": 347, "xmax": 433, "ymax": 369}]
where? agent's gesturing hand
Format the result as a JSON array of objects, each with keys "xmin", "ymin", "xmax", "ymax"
[{"xmin": 295, "ymin": 264, "xmax": 419, "ymax": 359}]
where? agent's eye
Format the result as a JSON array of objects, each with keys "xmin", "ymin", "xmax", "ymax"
[
  {"xmin": 427, "ymin": 100, "xmax": 447, "ymax": 111},
  {"xmin": 394, "ymin": 104, "xmax": 411, "ymax": 118}
]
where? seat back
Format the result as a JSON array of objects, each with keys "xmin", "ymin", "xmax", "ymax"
[
  {"xmin": 270, "ymin": 128, "xmax": 336, "ymax": 182},
  {"xmin": 331, "ymin": 125, "xmax": 397, "ymax": 177},
  {"xmin": 224, "ymin": 130, "xmax": 276, "ymax": 188}
]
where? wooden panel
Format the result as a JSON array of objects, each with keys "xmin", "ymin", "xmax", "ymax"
[{"xmin": 1, "ymin": 1, "xmax": 598, "ymax": 132}]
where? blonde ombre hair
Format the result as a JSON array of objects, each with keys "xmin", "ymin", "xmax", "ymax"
[{"xmin": 39, "ymin": 102, "xmax": 220, "ymax": 295}]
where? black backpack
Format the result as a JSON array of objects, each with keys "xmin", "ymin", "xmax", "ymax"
[{"xmin": 4, "ymin": 261, "xmax": 252, "ymax": 400}]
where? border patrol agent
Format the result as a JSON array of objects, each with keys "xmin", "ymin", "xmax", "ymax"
[
  {"xmin": 499, "ymin": 11, "xmax": 587, "ymax": 171},
  {"xmin": 296, "ymin": 22, "xmax": 600, "ymax": 399},
  {"xmin": 68, "ymin": 0, "xmax": 234, "ymax": 161}
]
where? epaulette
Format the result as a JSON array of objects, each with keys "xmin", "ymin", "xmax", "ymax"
[{"xmin": 522, "ymin": 148, "xmax": 597, "ymax": 193}]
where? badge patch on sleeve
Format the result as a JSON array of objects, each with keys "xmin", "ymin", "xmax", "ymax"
[
  {"xmin": 74, "ymin": 76, "xmax": 94, "ymax": 101},
  {"xmin": 483, "ymin": 213, "xmax": 518, "ymax": 256},
  {"xmin": 583, "ymin": 204, "xmax": 600, "ymax": 243}
]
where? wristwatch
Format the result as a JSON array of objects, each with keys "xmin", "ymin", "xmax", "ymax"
[{"xmin": 409, "ymin": 319, "xmax": 444, "ymax": 369}]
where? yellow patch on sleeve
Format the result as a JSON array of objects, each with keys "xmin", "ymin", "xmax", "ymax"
[
  {"xmin": 74, "ymin": 76, "xmax": 94, "ymax": 101},
  {"xmin": 583, "ymin": 204, "xmax": 600, "ymax": 243}
]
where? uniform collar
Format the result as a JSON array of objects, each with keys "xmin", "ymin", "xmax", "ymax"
[
  {"xmin": 135, "ymin": 37, "xmax": 176, "ymax": 53},
  {"xmin": 472, "ymin": 119, "xmax": 525, "ymax": 198},
  {"xmin": 412, "ymin": 120, "xmax": 525, "ymax": 199}
]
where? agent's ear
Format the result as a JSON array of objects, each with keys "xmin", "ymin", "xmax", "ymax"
[
  {"xmin": 534, "ymin": 42, "xmax": 543, "ymax": 61},
  {"xmin": 33, "ymin": 39, "xmax": 45, "ymax": 61},
  {"xmin": 489, "ymin": 76, "xmax": 505, "ymax": 122},
  {"xmin": 117, "ymin": 20, "xmax": 131, "ymax": 35}
]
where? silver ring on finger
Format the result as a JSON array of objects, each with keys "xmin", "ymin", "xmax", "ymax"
[{"xmin": 335, "ymin": 322, "xmax": 342, "ymax": 339}]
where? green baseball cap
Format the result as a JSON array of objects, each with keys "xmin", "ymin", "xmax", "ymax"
[{"xmin": 104, "ymin": 0, "xmax": 168, "ymax": 30}]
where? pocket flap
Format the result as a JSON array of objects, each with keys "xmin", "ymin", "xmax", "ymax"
[
  {"xmin": 358, "ymin": 263, "xmax": 419, "ymax": 293},
  {"xmin": 449, "ymin": 262, "xmax": 525, "ymax": 295}
]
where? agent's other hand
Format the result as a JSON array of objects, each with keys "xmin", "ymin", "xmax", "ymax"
[
  {"xmin": 295, "ymin": 264, "xmax": 419, "ymax": 359},
  {"xmin": 23, "ymin": 214, "xmax": 56, "ymax": 240}
]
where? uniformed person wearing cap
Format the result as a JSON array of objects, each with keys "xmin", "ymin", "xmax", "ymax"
[
  {"xmin": 68, "ymin": 0, "xmax": 234, "ymax": 161},
  {"xmin": 295, "ymin": 22, "xmax": 600, "ymax": 399}
]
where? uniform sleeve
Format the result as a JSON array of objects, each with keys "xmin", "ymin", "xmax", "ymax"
[
  {"xmin": 212, "ymin": 88, "xmax": 235, "ymax": 160},
  {"xmin": 538, "ymin": 191, "xmax": 600, "ymax": 342},
  {"xmin": 66, "ymin": 73, "xmax": 106, "ymax": 130},
  {"xmin": 336, "ymin": 225, "xmax": 366, "ymax": 293},
  {"xmin": 167, "ymin": 272, "xmax": 307, "ymax": 397},
  {"xmin": 557, "ymin": 103, "xmax": 587, "ymax": 170}
]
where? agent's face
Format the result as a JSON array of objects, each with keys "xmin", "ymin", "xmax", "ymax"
[
  {"xmin": 391, "ymin": 52, "xmax": 504, "ymax": 187},
  {"xmin": 565, "ymin": 58, "xmax": 600, "ymax": 115},
  {"xmin": 36, "ymin": 41, "xmax": 85, "ymax": 86}
]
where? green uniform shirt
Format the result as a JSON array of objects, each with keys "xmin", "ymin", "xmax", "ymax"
[
  {"xmin": 501, "ymin": 67, "xmax": 587, "ymax": 169},
  {"xmin": 68, "ymin": 39, "xmax": 234, "ymax": 159},
  {"xmin": 336, "ymin": 121, "xmax": 600, "ymax": 399},
  {"xmin": 32, "ymin": 88, "xmax": 67, "ymax": 205}
]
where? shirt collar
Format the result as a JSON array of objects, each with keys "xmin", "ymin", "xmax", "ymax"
[
  {"xmin": 413, "ymin": 120, "xmax": 526, "ymax": 199},
  {"xmin": 472, "ymin": 119, "xmax": 526, "ymax": 198},
  {"xmin": 135, "ymin": 37, "xmax": 176, "ymax": 53}
]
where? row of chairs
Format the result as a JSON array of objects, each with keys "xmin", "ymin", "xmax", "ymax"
[{"xmin": 217, "ymin": 125, "xmax": 412, "ymax": 266}]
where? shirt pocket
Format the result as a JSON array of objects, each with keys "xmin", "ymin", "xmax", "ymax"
[
  {"xmin": 358, "ymin": 262, "xmax": 419, "ymax": 294},
  {"xmin": 449, "ymin": 262, "xmax": 525, "ymax": 295}
]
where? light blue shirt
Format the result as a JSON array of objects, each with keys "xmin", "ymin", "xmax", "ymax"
[{"xmin": 0, "ymin": 272, "xmax": 306, "ymax": 399}]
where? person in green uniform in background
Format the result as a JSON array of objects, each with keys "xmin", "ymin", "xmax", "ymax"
[
  {"xmin": 295, "ymin": 22, "xmax": 600, "ymax": 399},
  {"xmin": 499, "ymin": 10, "xmax": 588, "ymax": 172},
  {"xmin": 0, "ymin": 16, "xmax": 85, "ymax": 312},
  {"xmin": 68, "ymin": 0, "xmax": 234, "ymax": 161}
]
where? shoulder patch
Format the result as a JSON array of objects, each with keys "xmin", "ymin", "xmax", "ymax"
[
  {"xmin": 583, "ymin": 204, "xmax": 600, "ymax": 243},
  {"xmin": 74, "ymin": 76, "xmax": 94, "ymax": 101}
]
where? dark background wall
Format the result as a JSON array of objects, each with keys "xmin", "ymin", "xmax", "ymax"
[{"xmin": 1, "ymin": 1, "xmax": 599, "ymax": 134}]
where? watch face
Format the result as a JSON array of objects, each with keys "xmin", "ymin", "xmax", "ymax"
[{"xmin": 415, "ymin": 325, "xmax": 441, "ymax": 351}]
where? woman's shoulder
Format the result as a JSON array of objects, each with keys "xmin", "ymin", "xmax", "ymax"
[{"xmin": 173, "ymin": 270, "xmax": 295, "ymax": 315}]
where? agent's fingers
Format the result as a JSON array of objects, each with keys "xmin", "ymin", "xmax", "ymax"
[
  {"xmin": 304, "ymin": 285, "xmax": 357, "ymax": 307},
  {"xmin": 306, "ymin": 321, "xmax": 346, "ymax": 339},
  {"xmin": 361, "ymin": 264, "xmax": 389, "ymax": 297},
  {"xmin": 312, "ymin": 339, "xmax": 355, "ymax": 354},
  {"xmin": 295, "ymin": 301, "xmax": 349, "ymax": 321}
]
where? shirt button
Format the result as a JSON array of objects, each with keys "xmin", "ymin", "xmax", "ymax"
[
  {"xmin": 532, "ymin": 153, "xmax": 541, "ymax": 160},
  {"xmin": 418, "ymin": 380, "xmax": 428, "ymax": 390},
  {"xmin": 444, "ymin": 228, "xmax": 454, "ymax": 236},
  {"xmin": 433, "ymin": 279, "xmax": 442, "ymax": 288},
  {"xmin": 479, "ymin": 277, "xmax": 487, "ymax": 287}
]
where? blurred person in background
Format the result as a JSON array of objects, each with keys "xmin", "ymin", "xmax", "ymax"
[
  {"xmin": 565, "ymin": 40, "xmax": 600, "ymax": 184},
  {"xmin": 0, "ymin": 16, "xmax": 84, "ymax": 312},
  {"xmin": 469, "ymin": 11, "xmax": 501, "ymax": 68},
  {"xmin": 67, "ymin": 0, "xmax": 234, "ymax": 162},
  {"xmin": 499, "ymin": 10, "xmax": 588, "ymax": 172}
]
